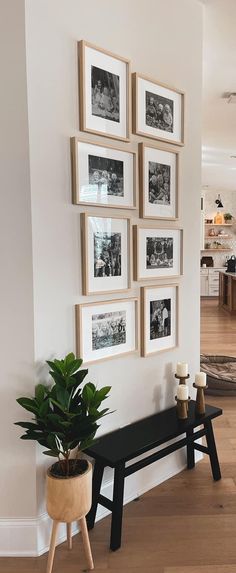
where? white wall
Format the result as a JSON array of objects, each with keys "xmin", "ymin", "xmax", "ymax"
[
  {"xmin": 0, "ymin": 0, "xmax": 38, "ymax": 555},
  {"xmin": 0, "ymin": 0, "xmax": 36, "ymax": 515},
  {"xmin": 0, "ymin": 0, "xmax": 203, "ymax": 556}
]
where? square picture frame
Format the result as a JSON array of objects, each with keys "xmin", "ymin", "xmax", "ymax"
[
  {"xmin": 71, "ymin": 137, "xmax": 137, "ymax": 209},
  {"xmin": 78, "ymin": 40, "xmax": 131, "ymax": 142},
  {"xmin": 76, "ymin": 297, "xmax": 139, "ymax": 364},
  {"xmin": 139, "ymin": 142, "xmax": 180, "ymax": 220},
  {"xmin": 81, "ymin": 213, "xmax": 131, "ymax": 295},
  {"xmin": 133, "ymin": 225, "xmax": 183, "ymax": 281},
  {"xmin": 133, "ymin": 72, "xmax": 185, "ymax": 146},
  {"xmin": 141, "ymin": 284, "xmax": 178, "ymax": 357}
]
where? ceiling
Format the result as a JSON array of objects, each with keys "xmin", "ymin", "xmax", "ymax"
[{"xmin": 202, "ymin": 0, "xmax": 236, "ymax": 190}]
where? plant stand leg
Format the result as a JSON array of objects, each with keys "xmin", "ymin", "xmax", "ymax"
[
  {"xmin": 46, "ymin": 520, "xmax": 59, "ymax": 573},
  {"xmin": 66, "ymin": 522, "xmax": 72, "ymax": 550},
  {"xmin": 79, "ymin": 515, "xmax": 94, "ymax": 570}
]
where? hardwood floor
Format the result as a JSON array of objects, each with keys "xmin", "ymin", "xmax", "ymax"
[
  {"xmin": 201, "ymin": 297, "xmax": 236, "ymax": 356},
  {"xmin": 1, "ymin": 298, "xmax": 236, "ymax": 573}
]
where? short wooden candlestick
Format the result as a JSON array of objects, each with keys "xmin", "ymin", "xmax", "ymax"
[
  {"xmin": 175, "ymin": 373, "xmax": 190, "ymax": 385},
  {"xmin": 193, "ymin": 383, "xmax": 208, "ymax": 416},
  {"xmin": 175, "ymin": 396, "xmax": 190, "ymax": 420}
]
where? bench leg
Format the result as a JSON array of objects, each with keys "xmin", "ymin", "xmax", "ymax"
[
  {"xmin": 186, "ymin": 428, "xmax": 195, "ymax": 469},
  {"xmin": 86, "ymin": 461, "xmax": 104, "ymax": 530},
  {"xmin": 110, "ymin": 462, "xmax": 125, "ymax": 551},
  {"xmin": 204, "ymin": 419, "xmax": 221, "ymax": 481}
]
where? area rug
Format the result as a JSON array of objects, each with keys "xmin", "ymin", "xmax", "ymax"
[{"xmin": 200, "ymin": 354, "xmax": 236, "ymax": 396}]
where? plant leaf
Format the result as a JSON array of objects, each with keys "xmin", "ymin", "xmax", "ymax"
[{"xmin": 16, "ymin": 397, "xmax": 39, "ymax": 415}]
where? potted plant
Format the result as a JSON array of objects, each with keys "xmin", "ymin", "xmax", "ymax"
[
  {"xmin": 15, "ymin": 352, "xmax": 111, "ymax": 571},
  {"xmin": 224, "ymin": 212, "xmax": 234, "ymax": 224}
]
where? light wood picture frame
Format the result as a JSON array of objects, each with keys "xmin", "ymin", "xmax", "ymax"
[
  {"xmin": 78, "ymin": 40, "xmax": 131, "ymax": 142},
  {"xmin": 139, "ymin": 142, "xmax": 180, "ymax": 220},
  {"xmin": 141, "ymin": 284, "xmax": 179, "ymax": 357},
  {"xmin": 76, "ymin": 297, "xmax": 139, "ymax": 364},
  {"xmin": 71, "ymin": 137, "xmax": 137, "ymax": 209},
  {"xmin": 133, "ymin": 225, "xmax": 183, "ymax": 281},
  {"xmin": 81, "ymin": 212, "xmax": 131, "ymax": 295},
  {"xmin": 133, "ymin": 72, "xmax": 185, "ymax": 146}
]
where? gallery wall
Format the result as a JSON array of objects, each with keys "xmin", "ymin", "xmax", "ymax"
[{"xmin": 0, "ymin": 0, "xmax": 203, "ymax": 556}]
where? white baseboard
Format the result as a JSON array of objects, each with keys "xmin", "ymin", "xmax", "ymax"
[{"xmin": 0, "ymin": 449, "xmax": 202, "ymax": 556}]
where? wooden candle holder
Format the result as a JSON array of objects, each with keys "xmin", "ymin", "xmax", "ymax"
[
  {"xmin": 175, "ymin": 396, "xmax": 190, "ymax": 420},
  {"xmin": 175, "ymin": 373, "xmax": 190, "ymax": 385},
  {"xmin": 193, "ymin": 383, "xmax": 208, "ymax": 416}
]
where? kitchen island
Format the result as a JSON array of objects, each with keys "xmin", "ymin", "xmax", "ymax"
[{"xmin": 219, "ymin": 271, "xmax": 236, "ymax": 313}]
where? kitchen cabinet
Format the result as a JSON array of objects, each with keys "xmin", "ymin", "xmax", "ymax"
[
  {"xmin": 200, "ymin": 267, "xmax": 225, "ymax": 297},
  {"xmin": 219, "ymin": 271, "xmax": 236, "ymax": 313},
  {"xmin": 200, "ymin": 270, "xmax": 208, "ymax": 296}
]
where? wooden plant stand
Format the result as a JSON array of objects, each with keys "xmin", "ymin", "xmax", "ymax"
[
  {"xmin": 46, "ymin": 461, "xmax": 94, "ymax": 573},
  {"xmin": 46, "ymin": 516, "xmax": 94, "ymax": 573}
]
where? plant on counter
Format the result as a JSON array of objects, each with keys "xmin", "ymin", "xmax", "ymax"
[
  {"xmin": 15, "ymin": 352, "xmax": 111, "ymax": 477},
  {"xmin": 224, "ymin": 212, "xmax": 234, "ymax": 223}
]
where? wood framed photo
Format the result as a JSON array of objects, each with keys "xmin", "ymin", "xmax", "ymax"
[
  {"xmin": 76, "ymin": 297, "xmax": 138, "ymax": 364},
  {"xmin": 133, "ymin": 72, "xmax": 185, "ymax": 146},
  {"xmin": 141, "ymin": 284, "xmax": 178, "ymax": 357},
  {"xmin": 71, "ymin": 138, "xmax": 136, "ymax": 209},
  {"xmin": 81, "ymin": 213, "xmax": 131, "ymax": 295},
  {"xmin": 139, "ymin": 142, "xmax": 179, "ymax": 220},
  {"xmin": 78, "ymin": 40, "xmax": 131, "ymax": 141},
  {"xmin": 133, "ymin": 226, "xmax": 183, "ymax": 281}
]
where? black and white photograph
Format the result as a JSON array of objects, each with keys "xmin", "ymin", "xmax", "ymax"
[
  {"xmin": 76, "ymin": 298, "xmax": 137, "ymax": 364},
  {"xmin": 134, "ymin": 226, "xmax": 182, "ymax": 281},
  {"xmin": 146, "ymin": 237, "xmax": 173, "ymax": 269},
  {"xmin": 79, "ymin": 41, "xmax": 130, "ymax": 141},
  {"xmin": 72, "ymin": 139, "xmax": 135, "ymax": 209},
  {"xmin": 94, "ymin": 232, "xmax": 121, "ymax": 277},
  {"xmin": 133, "ymin": 73, "xmax": 184, "ymax": 145},
  {"xmin": 81, "ymin": 214, "xmax": 130, "ymax": 294},
  {"xmin": 88, "ymin": 154, "xmax": 124, "ymax": 196},
  {"xmin": 139, "ymin": 142, "xmax": 179, "ymax": 219},
  {"xmin": 92, "ymin": 310, "xmax": 126, "ymax": 350},
  {"xmin": 149, "ymin": 161, "xmax": 171, "ymax": 205},
  {"xmin": 91, "ymin": 65, "xmax": 120, "ymax": 122},
  {"xmin": 145, "ymin": 91, "xmax": 174, "ymax": 132},
  {"xmin": 141, "ymin": 285, "xmax": 177, "ymax": 357},
  {"xmin": 150, "ymin": 299, "xmax": 171, "ymax": 340}
]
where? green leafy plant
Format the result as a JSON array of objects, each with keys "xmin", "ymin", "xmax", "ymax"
[
  {"xmin": 224, "ymin": 212, "xmax": 233, "ymax": 221},
  {"xmin": 15, "ymin": 353, "xmax": 111, "ymax": 476}
]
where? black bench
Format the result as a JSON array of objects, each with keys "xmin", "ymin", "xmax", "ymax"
[{"xmin": 86, "ymin": 400, "xmax": 222, "ymax": 551}]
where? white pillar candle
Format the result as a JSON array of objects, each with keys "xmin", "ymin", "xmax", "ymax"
[
  {"xmin": 177, "ymin": 384, "xmax": 189, "ymax": 400},
  {"xmin": 195, "ymin": 372, "xmax": 206, "ymax": 387},
  {"xmin": 176, "ymin": 362, "xmax": 188, "ymax": 377}
]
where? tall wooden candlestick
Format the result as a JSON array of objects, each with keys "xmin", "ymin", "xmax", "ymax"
[
  {"xmin": 193, "ymin": 383, "xmax": 208, "ymax": 415},
  {"xmin": 175, "ymin": 396, "xmax": 190, "ymax": 420}
]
